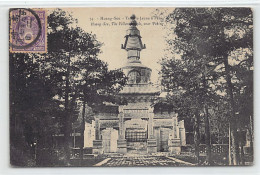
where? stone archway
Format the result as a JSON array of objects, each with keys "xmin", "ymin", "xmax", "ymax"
[
  {"xmin": 124, "ymin": 119, "xmax": 148, "ymax": 154},
  {"xmin": 154, "ymin": 127, "xmax": 171, "ymax": 152}
]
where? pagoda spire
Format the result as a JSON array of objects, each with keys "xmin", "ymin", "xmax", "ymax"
[{"xmin": 121, "ymin": 14, "xmax": 146, "ymax": 62}]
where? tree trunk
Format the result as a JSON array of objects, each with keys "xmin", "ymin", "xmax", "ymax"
[
  {"xmin": 223, "ymin": 56, "xmax": 240, "ymax": 165},
  {"xmin": 249, "ymin": 115, "xmax": 254, "ymax": 156},
  {"xmin": 204, "ymin": 105, "xmax": 212, "ymax": 165},
  {"xmin": 79, "ymin": 99, "xmax": 86, "ymax": 166},
  {"xmin": 202, "ymin": 63, "xmax": 212, "ymax": 165},
  {"xmin": 64, "ymin": 53, "xmax": 71, "ymax": 165},
  {"xmin": 194, "ymin": 110, "xmax": 200, "ymax": 165},
  {"xmin": 239, "ymin": 131, "xmax": 245, "ymax": 165}
]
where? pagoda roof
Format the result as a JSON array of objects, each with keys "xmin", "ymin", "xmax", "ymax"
[{"xmin": 121, "ymin": 62, "xmax": 151, "ymax": 70}]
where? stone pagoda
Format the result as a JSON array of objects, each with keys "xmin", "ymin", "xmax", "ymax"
[{"xmin": 86, "ymin": 15, "xmax": 186, "ymax": 155}]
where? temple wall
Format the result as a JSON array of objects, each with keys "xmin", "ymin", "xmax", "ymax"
[{"xmin": 179, "ymin": 120, "xmax": 186, "ymax": 146}]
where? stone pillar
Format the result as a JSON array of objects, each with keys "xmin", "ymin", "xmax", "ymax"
[
  {"xmin": 173, "ymin": 114, "xmax": 180, "ymax": 139},
  {"xmin": 110, "ymin": 128, "xmax": 119, "ymax": 153},
  {"xmin": 93, "ymin": 140, "xmax": 103, "ymax": 154},
  {"xmin": 148, "ymin": 109, "xmax": 154, "ymax": 138},
  {"xmin": 147, "ymin": 107, "xmax": 157, "ymax": 153},
  {"xmin": 168, "ymin": 113, "xmax": 181, "ymax": 154},
  {"xmin": 117, "ymin": 106, "xmax": 127, "ymax": 153},
  {"xmin": 95, "ymin": 119, "xmax": 101, "ymax": 140},
  {"xmin": 93, "ymin": 119, "xmax": 103, "ymax": 154},
  {"xmin": 179, "ymin": 120, "xmax": 186, "ymax": 146},
  {"xmin": 84, "ymin": 122, "xmax": 95, "ymax": 147}
]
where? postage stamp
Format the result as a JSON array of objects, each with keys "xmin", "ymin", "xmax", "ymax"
[{"xmin": 9, "ymin": 8, "xmax": 47, "ymax": 53}]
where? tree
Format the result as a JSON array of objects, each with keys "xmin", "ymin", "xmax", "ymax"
[
  {"xmin": 48, "ymin": 9, "xmax": 127, "ymax": 165},
  {"xmin": 160, "ymin": 8, "xmax": 253, "ymax": 165},
  {"xmin": 9, "ymin": 52, "xmax": 65, "ymax": 166},
  {"xmin": 47, "ymin": 9, "xmax": 104, "ymax": 164},
  {"xmin": 160, "ymin": 55, "xmax": 219, "ymax": 164}
]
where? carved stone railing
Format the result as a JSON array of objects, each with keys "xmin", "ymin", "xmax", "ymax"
[{"xmin": 199, "ymin": 144, "xmax": 229, "ymax": 155}]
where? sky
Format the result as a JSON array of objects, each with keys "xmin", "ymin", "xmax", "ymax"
[{"xmin": 61, "ymin": 7, "xmax": 174, "ymax": 83}]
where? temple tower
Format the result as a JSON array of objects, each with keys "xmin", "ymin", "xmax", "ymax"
[
  {"xmin": 117, "ymin": 14, "xmax": 159, "ymax": 154},
  {"xmin": 91, "ymin": 14, "xmax": 185, "ymax": 155},
  {"xmin": 121, "ymin": 14, "xmax": 151, "ymax": 85}
]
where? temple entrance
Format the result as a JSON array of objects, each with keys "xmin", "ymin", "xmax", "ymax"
[
  {"xmin": 124, "ymin": 119, "xmax": 148, "ymax": 154},
  {"xmin": 155, "ymin": 127, "xmax": 171, "ymax": 152},
  {"xmin": 126, "ymin": 129, "xmax": 147, "ymax": 154},
  {"xmin": 101, "ymin": 128, "xmax": 118, "ymax": 153}
]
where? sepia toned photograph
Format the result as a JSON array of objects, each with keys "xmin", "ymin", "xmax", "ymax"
[{"xmin": 9, "ymin": 7, "xmax": 253, "ymax": 167}]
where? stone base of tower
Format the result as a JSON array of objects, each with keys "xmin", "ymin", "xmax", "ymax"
[
  {"xmin": 147, "ymin": 139, "xmax": 157, "ymax": 153},
  {"xmin": 93, "ymin": 140, "xmax": 103, "ymax": 154},
  {"xmin": 168, "ymin": 138, "xmax": 181, "ymax": 154},
  {"xmin": 117, "ymin": 139, "xmax": 127, "ymax": 153}
]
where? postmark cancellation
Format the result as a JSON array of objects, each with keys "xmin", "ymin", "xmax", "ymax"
[{"xmin": 9, "ymin": 8, "xmax": 47, "ymax": 53}]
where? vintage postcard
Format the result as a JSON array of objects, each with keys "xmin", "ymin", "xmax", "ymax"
[{"xmin": 9, "ymin": 7, "xmax": 253, "ymax": 167}]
